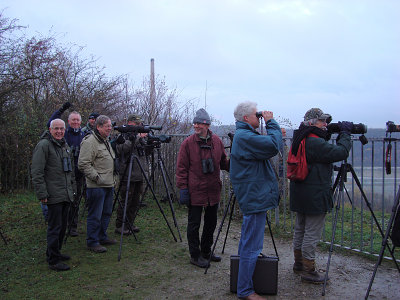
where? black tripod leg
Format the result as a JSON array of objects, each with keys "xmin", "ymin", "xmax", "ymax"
[
  {"xmin": 266, "ymin": 213, "xmax": 279, "ymax": 259},
  {"xmin": 64, "ymin": 187, "xmax": 85, "ymax": 245},
  {"xmin": 136, "ymin": 155, "xmax": 178, "ymax": 242},
  {"xmin": 349, "ymin": 165, "xmax": 400, "ymax": 267},
  {"xmin": 0, "ymin": 227, "xmax": 7, "ymax": 245},
  {"xmin": 160, "ymin": 156, "xmax": 179, "ymax": 203},
  {"xmin": 204, "ymin": 191, "xmax": 235, "ymax": 274},
  {"xmin": 365, "ymin": 188, "xmax": 400, "ymax": 300},
  {"xmin": 322, "ymin": 164, "xmax": 346, "ymax": 296},
  {"xmin": 158, "ymin": 154, "xmax": 182, "ymax": 241},
  {"xmin": 222, "ymin": 194, "xmax": 236, "ymax": 254}
]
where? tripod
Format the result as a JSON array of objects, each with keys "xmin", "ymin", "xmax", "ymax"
[
  {"xmin": 64, "ymin": 179, "xmax": 86, "ymax": 245},
  {"xmin": 204, "ymin": 191, "xmax": 279, "ymax": 274},
  {"xmin": 0, "ymin": 226, "xmax": 7, "ymax": 245},
  {"xmin": 114, "ymin": 135, "xmax": 179, "ymax": 261},
  {"xmin": 322, "ymin": 161, "xmax": 400, "ymax": 296},
  {"xmin": 365, "ymin": 186, "xmax": 400, "ymax": 299}
]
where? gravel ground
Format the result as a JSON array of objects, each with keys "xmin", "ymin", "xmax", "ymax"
[{"xmin": 151, "ymin": 216, "xmax": 400, "ymax": 300}]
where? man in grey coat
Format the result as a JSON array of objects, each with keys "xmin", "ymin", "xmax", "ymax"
[{"xmin": 31, "ymin": 119, "xmax": 76, "ymax": 271}]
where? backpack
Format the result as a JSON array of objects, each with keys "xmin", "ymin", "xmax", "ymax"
[{"xmin": 287, "ymin": 133, "xmax": 319, "ymax": 182}]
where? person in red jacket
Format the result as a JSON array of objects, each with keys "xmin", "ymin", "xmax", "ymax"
[{"xmin": 176, "ymin": 108, "xmax": 230, "ymax": 268}]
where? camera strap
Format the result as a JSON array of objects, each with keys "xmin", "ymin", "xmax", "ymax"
[{"xmin": 386, "ymin": 142, "xmax": 392, "ymax": 175}]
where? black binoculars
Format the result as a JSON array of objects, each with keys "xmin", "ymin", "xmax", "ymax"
[
  {"xmin": 201, "ymin": 158, "xmax": 214, "ymax": 174},
  {"xmin": 63, "ymin": 157, "xmax": 72, "ymax": 172}
]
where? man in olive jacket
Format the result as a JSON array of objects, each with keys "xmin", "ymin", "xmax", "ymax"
[
  {"xmin": 31, "ymin": 119, "xmax": 76, "ymax": 271},
  {"xmin": 289, "ymin": 108, "xmax": 352, "ymax": 284},
  {"xmin": 78, "ymin": 115, "xmax": 117, "ymax": 253}
]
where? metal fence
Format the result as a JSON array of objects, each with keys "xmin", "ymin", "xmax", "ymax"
[{"xmin": 156, "ymin": 134, "xmax": 400, "ymax": 260}]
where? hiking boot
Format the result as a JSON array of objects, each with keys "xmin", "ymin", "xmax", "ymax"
[
  {"xmin": 301, "ymin": 258, "xmax": 328, "ymax": 284},
  {"xmin": 49, "ymin": 262, "xmax": 70, "ymax": 271},
  {"xmin": 87, "ymin": 245, "xmax": 107, "ymax": 253},
  {"xmin": 293, "ymin": 249, "xmax": 305, "ymax": 274},
  {"xmin": 100, "ymin": 238, "xmax": 117, "ymax": 245},
  {"xmin": 140, "ymin": 202, "xmax": 147, "ymax": 208},
  {"xmin": 115, "ymin": 227, "xmax": 130, "ymax": 235},
  {"xmin": 59, "ymin": 253, "xmax": 71, "ymax": 261},
  {"xmin": 190, "ymin": 256, "xmax": 210, "ymax": 268},
  {"xmin": 202, "ymin": 252, "xmax": 222, "ymax": 262}
]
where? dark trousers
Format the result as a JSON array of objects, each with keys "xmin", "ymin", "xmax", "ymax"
[
  {"xmin": 68, "ymin": 173, "xmax": 84, "ymax": 231},
  {"xmin": 116, "ymin": 181, "xmax": 143, "ymax": 228},
  {"xmin": 46, "ymin": 202, "xmax": 70, "ymax": 265},
  {"xmin": 187, "ymin": 204, "xmax": 218, "ymax": 258}
]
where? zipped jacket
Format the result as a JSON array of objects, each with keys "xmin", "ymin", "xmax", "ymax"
[
  {"xmin": 290, "ymin": 133, "xmax": 351, "ymax": 214},
  {"xmin": 176, "ymin": 131, "xmax": 229, "ymax": 206},
  {"xmin": 78, "ymin": 132, "xmax": 116, "ymax": 188},
  {"xmin": 230, "ymin": 120, "xmax": 281, "ymax": 215},
  {"xmin": 31, "ymin": 131, "xmax": 76, "ymax": 204}
]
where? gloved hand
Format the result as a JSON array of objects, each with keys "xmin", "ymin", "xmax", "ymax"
[
  {"xmin": 338, "ymin": 121, "xmax": 353, "ymax": 135},
  {"xmin": 115, "ymin": 134, "xmax": 125, "ymax": 144},
  {"xmin": 60, "ymin": 102, "xmax": 72, "ymax": 113},
  {"xmin": 179, "ymin": 189, "xmax": 190, "ymax": 205}
]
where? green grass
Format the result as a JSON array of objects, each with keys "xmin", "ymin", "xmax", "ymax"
[{"xmin": 0, "ymin": 192, "xmax": 188, "ymax": 299}]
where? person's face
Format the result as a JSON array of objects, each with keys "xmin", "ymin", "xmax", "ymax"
[
  {"xmin": 193, "ymin": 122, "xmax": 210, "ymax": 138},
  {"xmin": 244, "ymin": 108, "xmax": 260, "ymax": 129},
  {"xmin": 68, "ymin": 113, "xmax": 81, "ymax": 129},
  {"xmin": 97, "ymin": 120, "xmax": 112, "ymax": 138},
  {"xmin": 314, "ymin": 119, "xmax": 327, "ymax": 130},
  {"xmin": 49, "ymin": 120, "xmax": 65, "ymax": 140},
  {"xmin": 89, "ymin": 117, "xmax": 96, "ymax": 126}
]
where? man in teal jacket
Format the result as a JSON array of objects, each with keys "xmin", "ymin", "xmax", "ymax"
[
  {"xmin": 230, "ymin": 101, "xmax": 281, "ymax": 300},
  {"xmin": 31, "ymin": 119, "xmax": 76, "ymax": 271},
  {"xmin": 289, "ymin": 108, "xmax": 352, "ymax": 284}
]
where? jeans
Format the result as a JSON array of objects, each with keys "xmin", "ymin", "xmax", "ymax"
[
  {"xmin": 86, "ymin": 187, "xmax": 114, "ymax": 247},
  {"xmin": 237, "ymin": 212, "xmax": 267, "ymax": 298},
  {"xmin": 187, "ymin": 204, "xmax": 218, "ymax": 258},
  {"xmin": 46, "ymin": 202, "xmax": 70, "ymax": 265}
]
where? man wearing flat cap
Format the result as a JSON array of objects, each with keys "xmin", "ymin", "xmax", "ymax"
[
  {"xmin": 176, "ymin": 108, "xmax": 230, "ymax": 268},
  {"xmin": 289, "ymin": 108, "xmax": 352, "ymax": 284},
  {"xmin": 114, "ymin": 113, "xmax": 147, "ymax": 235}
]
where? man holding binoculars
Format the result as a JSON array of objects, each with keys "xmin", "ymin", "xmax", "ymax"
[{"xmin": 176, "ymin": 108, "xmax": 230, "ymax": 268}]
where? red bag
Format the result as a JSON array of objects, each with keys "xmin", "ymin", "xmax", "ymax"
[{"xmin": 287, "ymin": 134, "xmax": 319, "ymax": 182}]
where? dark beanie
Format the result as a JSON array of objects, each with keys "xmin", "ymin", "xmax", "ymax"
[{"xmin": 193, "ymin": 108, "xmax": 211, "ymax": 125}]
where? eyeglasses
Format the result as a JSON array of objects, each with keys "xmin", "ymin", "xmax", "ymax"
[{"xmin": 51, "ymin": 127, "xmax": 65, "ymax": 131}]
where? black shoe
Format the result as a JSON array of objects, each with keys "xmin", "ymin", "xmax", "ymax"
[
  {"xmin": 59, "ymin": 253, "xmax": 71, "ymax": 261},
  {"xmin": 190, "ymin": 256, "xmax": 210, "ymax": 268},
  {"xmin": 130, "ymin": 225, "xmax": 140, "ymax": 233},
  {"xmin": 202, "ymin": 253, "xmax": 222, "ymax": 262},
  {"xmin": 69, "ymin": 230, "xmax": 78, "ymax": 237},
  {"xmin": 49, "ymin": 262, "xmax": 70, "ymax": 271}
]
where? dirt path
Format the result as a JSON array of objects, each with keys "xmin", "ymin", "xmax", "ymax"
[{"xmin": 153, "ymin": 216, "xmax": 400, "ymax": 300}]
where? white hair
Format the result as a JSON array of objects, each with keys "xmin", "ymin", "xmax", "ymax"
[
  {"xmin": 49, "ymin": 118, "xmax": 66, "ymax": 129},
  {"xmin": 68, "ymin": 111, "xmax": 82, "ymax": 121},
  {"xmin": 233, "ymin": 101, "xmax": 257, "ymax": 122}
]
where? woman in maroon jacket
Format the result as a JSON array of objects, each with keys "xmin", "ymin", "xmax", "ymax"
[{"xmin": 176, "ymin": 108, "xmax": 230, "ymax": 268}]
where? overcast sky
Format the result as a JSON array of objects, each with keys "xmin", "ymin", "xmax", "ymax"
[{"xmin": 2, "ymin": 0, "xmax": 400, "ymax": 128}]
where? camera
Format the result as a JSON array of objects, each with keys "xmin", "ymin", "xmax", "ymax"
[
  {"xmin": 386, "ymin": 121, "xmax": 400, "ymax": 133},
  {"xmin": 256, "ymin": 111, "xmax": 262, "ymax": 118},
  {"xmin": 327, "ymin": 122, "xmax": 367, "ymax": 134},
  {"xmin": 113, "ymin": 124, "xmax": 162, "ymax": 133}
]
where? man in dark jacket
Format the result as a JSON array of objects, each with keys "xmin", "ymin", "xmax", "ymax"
[
  {"xmin": 115, "ymin": 114, "xmax": 147, "ymax": 235},
  {"xmin": 31, "ymin": 119, "xmax": 76, "ymax": 271},
  {"xmin": 176, "ymin": 108, "xmax": 230, "ymax": 268},
  {"xmin": 289, "ymin": 108, "xmax": 352, "ymax": 284},
  {"xmin": 48, "ymin": 102, "xmax": 85, "ymax": 236},
  {"xmin": 82, "ymin": 112, "xmax": 100, "ymax": 135},
  {"xmin": 230, "ymin": 101, "xmax": 281, "ymax": 300}
]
